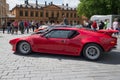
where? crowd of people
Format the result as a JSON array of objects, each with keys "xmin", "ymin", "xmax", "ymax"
[
  {"xmin": 1, "ymin": 17, "xmax": 120, "ymax": 35},
  {"xmin": 1, "ymin": 15, "xmax": 69, "ymax": 34},
  {"xmin": 1, "ymin": 20, "xmax": 41, "ymax": 34},
  {"xmin": 83, "ymin": 18, "xmax": 120, "ymax": 35}
]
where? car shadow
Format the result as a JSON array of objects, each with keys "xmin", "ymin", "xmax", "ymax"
[
  {"xmin": 14, "ymin": 52, "xmax": 84, "ymax": 61},
  {"xmin": 95, "ymin": 51, "xmax": 120, "ymax": 64},
  {"xmin": 14, "ymin": 51, "xmax": 120, "ymax": 65}
]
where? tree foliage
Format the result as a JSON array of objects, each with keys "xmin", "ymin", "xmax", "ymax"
[{"xmin": 77, "ymin": 0, "xmax": 120, "ymax": 18}]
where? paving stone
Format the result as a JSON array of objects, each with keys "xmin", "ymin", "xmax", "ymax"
[{"xmin": 0, "ymin": 31, "xmax": 120, "ymax": 80}]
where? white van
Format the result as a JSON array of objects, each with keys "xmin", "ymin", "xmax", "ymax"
[{"xmin": 90, "ymin": 15, "xmax": 120, "ymax": 28}]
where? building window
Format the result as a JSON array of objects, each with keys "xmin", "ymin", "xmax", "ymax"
[
  {"xmin": 77, "ymin": 21, "xmax": 79, "ymax": 24},
  {"xmin": 30, "ymin": 11, "xmax": 34, "ymax": 17},
  {"xmin": 66, "ymin": 13, "xmax": 69, "ymax": 18},
  {"xmin": 25, "ymin": 11, "xmax": 28, "ymax": 16},
  {"xmin": 46, "ymin": 12, "xmax": 48, "ymax": 17},
  {"xmin": 70, "ymin": 13, "xmax": 73, "ymax": 18},
  {"xmin": 40, "ymin": 21, "xmax": 42, "ymax": 24},
  {"xmin": 19, "ymin": 10, "xmax": 23, "ymax": 16},
  {"xmin": 51, "ymin": 12, "xmax": 54, "ymax": 17},
  {"xmin": 74, "ymin": 13, "xmax": 76, "ymax": 18},
  {"xmin": 36, "ymin": 11, "xmax": 38, "ymax": 17},
  {"xmin": 62, "ymin": 13, "xmax": 64, "ymax": 16},
  {"xmin": 74, "ymin": 21, "xmax": 76, "ymax": 24},
  {"xmin": 40, "ymin": 12, "xmax": 43, "ymax": 17},
  {"xmin": 57, "ymin": 12, "xmax": 59, "ymax": 17},
  {"xmin": 70, "ymin": 21, "xmax": 72, "ymax": 25}
]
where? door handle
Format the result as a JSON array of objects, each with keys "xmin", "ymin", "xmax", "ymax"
[{"xmin": 61, "ymin": 40, "xmax": 65, "ymax": 43}]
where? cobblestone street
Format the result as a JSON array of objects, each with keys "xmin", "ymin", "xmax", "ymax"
[{"xmin": 0, "ymin": 31, "xmax": 120, "ymax": 80}]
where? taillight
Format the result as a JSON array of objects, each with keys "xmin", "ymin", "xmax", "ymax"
[{"xmin": 110, "ymin": 41, "xmax": 116, "ymax": 44}]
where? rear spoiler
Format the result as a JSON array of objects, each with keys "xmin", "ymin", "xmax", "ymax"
[{"xmin": 97, "ymin": 29, "xmax": 119, "ymax": 36}]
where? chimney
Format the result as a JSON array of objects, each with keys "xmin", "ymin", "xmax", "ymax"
[
  {"xmin": 36, "ymin": 0, "xmax": 38, "ymax": 6},
  {"xmin": 25, "ymin": 0, "xmax": 29, "ymax": 5},
  {"xmin": 66, "ymin": 3, "xmax": 68, "ymax": 7},
  {"xmin": 51, "ymin": 2, "xmax": 53, "ymax": 5},
  {"xmin": 45, "ymin": 1, "xmax": 47, "ymax": 6},
  {"xmin": 49, "ymin": 3, "xmax": 51, "ymax": 5}
]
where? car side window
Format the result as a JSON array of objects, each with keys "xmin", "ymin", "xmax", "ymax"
[
  {"xmin": 68, "ymin": 30, "xmax": 79, "ymax": 39},
  {"xmin": 44, "ymin": 30, "xmax": 74, "ymax": 38}
]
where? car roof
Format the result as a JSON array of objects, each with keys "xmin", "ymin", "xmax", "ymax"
[
  {"xmin": 52, "ymin": 27, "xmax": 98, "ymax": 34},
  {"xmin": 53, "ymin": 27, "xmax": 83, "ymax": 31}
]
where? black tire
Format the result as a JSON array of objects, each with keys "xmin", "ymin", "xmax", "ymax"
[
  {"xmin": 83, "ymin": 43, "xmax": 102, "ymax": 60},
  {"xmin": 17, "ymin": 41, "xmax": 31, "ymax": 55}
]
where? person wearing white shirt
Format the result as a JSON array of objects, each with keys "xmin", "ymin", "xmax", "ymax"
[{"xmin": 112, "ymin": 18, "xmax": 119, "ymax": 30}]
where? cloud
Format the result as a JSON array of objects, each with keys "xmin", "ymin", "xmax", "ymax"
[
  {"xmin": 6, "ymin": 0, "xmax": 24, "ymax": 10},
  {"xmin": 63, "ymin": 0, "xmax": 80, "ymax": 7},
  {"xmin": 7, "ymin": 0, "xmax": 80, "ymax": 10}
]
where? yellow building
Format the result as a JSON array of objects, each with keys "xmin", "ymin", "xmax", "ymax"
[
  {"xmin": 10, "ymin": 0, "xmax": 81, "ymax": 25},
  {"xmin": 0, "ymin": 0, "xmax": 8, "ymax": 27}
]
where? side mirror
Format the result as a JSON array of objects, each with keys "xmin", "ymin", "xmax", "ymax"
[
  {"xmin": 41, "ymin": 34, "xmax": 50, "ymax": 39},
  {"xmin": 45, "ymin": 35, "xmax": 50, "ymax": 39}
]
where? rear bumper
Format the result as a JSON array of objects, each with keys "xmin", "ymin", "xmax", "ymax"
[{"xmin": 107, "ymin": 45, "xmax": 117, "ymax": 52}]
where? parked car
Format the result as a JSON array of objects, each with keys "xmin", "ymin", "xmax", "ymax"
[
  {"xmin": 34, "ymin": 25, "xmax": 49, "ymax": 32},
  {"xmin": 9, "ymin": 27, "xmax": 118, "ymax": 60},
  {"xmin": 73, "ymin": 25, "xmax": 83, "ymax": 28},
  {"xmin": 32, "ymin": 25, "xmax": 71, "ymax": 34}
]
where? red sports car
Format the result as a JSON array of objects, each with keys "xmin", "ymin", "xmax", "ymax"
[{"xmin": 9, "ymin": 27, "xmax": 118, "ymax": 60}]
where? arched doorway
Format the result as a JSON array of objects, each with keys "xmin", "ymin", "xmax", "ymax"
[{"xmin": 49, "ymin": 17, "xmax": 57, "ymax": 24}]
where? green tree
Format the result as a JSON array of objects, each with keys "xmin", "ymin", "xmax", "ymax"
[{"xmin": 77, "ymin": 0, "xmax": 120, "ymax": 18}]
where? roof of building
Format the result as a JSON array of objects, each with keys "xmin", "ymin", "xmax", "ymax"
[{"xmin": 15, "ymin": 2, "xmax": 76, "ymax": 10}]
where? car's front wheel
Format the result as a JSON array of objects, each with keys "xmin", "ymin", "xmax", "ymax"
[
  {"xmin": 17, "ymin": 41, "xmax": 31, "ymax": 55},
  {"xmin": 83, "ymin": 44, "xmax": 102, "ymax": 60}
]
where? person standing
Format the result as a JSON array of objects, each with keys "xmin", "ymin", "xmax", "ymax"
[
  {"xmin": 24, "ymin": 20, "xmax": 29, "ymax": 33},
  {"xmin": 11, "ymin": 22, "xmax": 14, "ymax": 34},
  {"xmin": 31, "ymin": 21, "xmax": 35, "ymax": 32},
  {"xmin": 112, "ymin": 18, "xmax": 119, "ymax": 35},
  {"xmin": 13, "ymin": 20, "xmax": 18, "ymax": 34},
  {"xmin": 105, "ymin": 19, "xmax": 111, "ymax": 30},
  {"xmin": 19, "ymin": 20, "xmax": 24, "ymax": 34},
  {"xmin": 1, "ymin": 20, "xmax": 6, "ymax": 34},
  {"xmin": 87, "ymin": 20, "xmax": 93, "ymax": 29},
  {"xmin": 7, "ymin": 21, "xmax": 11, "ymax": 34},
  {"xmin": 92, "ymin": 20, "xmax": 97, "ymax": 31},
  {"xmin": 118, "ymin": 22, "xmax": 120, "ymax": 35},
  {"xmin": 99, "ymin": 21, "xmax": 104, "ymax": 30},
  {"xmin": 112, "ymin": 18, "xmax": 119, "ymax": 30},
  {"xmin": 83, "ymin": 20, "xmax": 89, "ymax": 27},
  {"xmin": 63, "ymin": 15, "xmax": 69, "ymax": 25},
  {"xmin": 104, "ymin": 19, "xmax": 108, "ymax": 29}
]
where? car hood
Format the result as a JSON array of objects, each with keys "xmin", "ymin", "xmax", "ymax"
[{"xmin": 9, "ymin": 34, "xmax": 40, "ymax": 44}]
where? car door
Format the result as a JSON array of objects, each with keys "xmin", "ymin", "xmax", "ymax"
[
  {"xmin": 35, "ymin": 29, "xmax": 70, "ymax": 54},
  {"xmin": 62, "ymin": 30, "xmax": 81, "ymax": 55}
]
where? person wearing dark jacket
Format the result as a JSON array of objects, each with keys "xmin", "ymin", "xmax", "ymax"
[
  {"xmin": 7, "ymin": 21, "xmax": 11, "ymax": 34},
  {"xmin": 63, "ymin": 15, "xmax": 69, "ymax": 25},
  {"xmin": 19, "ymin": 20, "xmax": 24, "ymax": 34},
  {"xmin": 99, "ymin": 21, "xmax": 105, "ymax": 30}
]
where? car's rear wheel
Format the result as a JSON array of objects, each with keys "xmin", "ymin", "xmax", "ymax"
[
  {"xmin": 83, "ymin": 43, "xmax": 102, "ymax": 60},
  {"xmin": 17, "ymin": 41, "xmax": 31, "ymax": 55}
]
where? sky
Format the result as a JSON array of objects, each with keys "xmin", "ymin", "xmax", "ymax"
[{"xmin": 6, "ymin": 0, "xmax": 80, "ymax": 10}]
